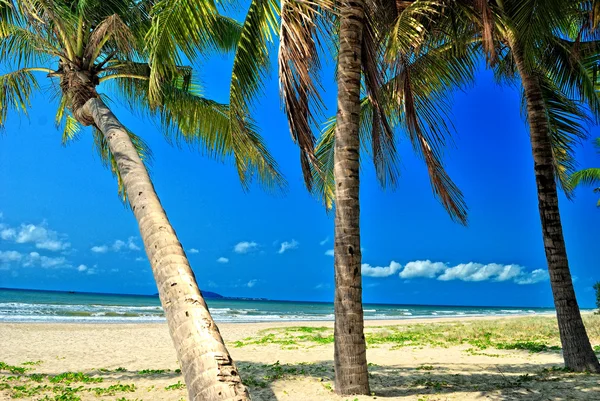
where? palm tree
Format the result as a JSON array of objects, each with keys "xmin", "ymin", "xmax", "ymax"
[
  {"xmin": 0, "ymin": 1, "xmax": 284, "ymax": 399},
  {"xmin": 463, "ymin": 0, "xmax": 600, "ymax": 371},
  {"xmin": 570, "ymin": 138, "xmax": 600, "ymax": 206},
  {"xmin": 278, "ymin": 0, "xmax": 473, "ymax": 394}
]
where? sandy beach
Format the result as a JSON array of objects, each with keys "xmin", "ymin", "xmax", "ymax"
[{"xmin": 1, "ymin": 315, "xmax": 599, "ymax": 400}]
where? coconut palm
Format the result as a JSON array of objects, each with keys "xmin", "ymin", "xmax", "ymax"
[
  {"xmin": 278, "ymin": 0, "xmax": 474, "ymax": 394},
  {"xmin": 570, "ymin": 138, "xmax": 600, "ymax": 206},
  {"xmin": 461, "ymin": 0, "xmax": 600, "ymax": 371},
  {"xmin": 0, "ymin": 0, "xmax": 284, "ymax": 399}
]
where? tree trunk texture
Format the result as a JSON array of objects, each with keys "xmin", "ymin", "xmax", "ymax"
[
  {"xmin": 333, "ymin": 0, "xmax": 371, "ymax": 395},
  {"xmin": 511, "ymin": 41, "xmax": 600, "ymax": 373},
  {"xmin": 82, "ymin": 97, "xmax": 251, "ymax": 400}
]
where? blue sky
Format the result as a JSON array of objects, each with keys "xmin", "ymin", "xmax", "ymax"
[{"xmin": 1, "ymin": 36, "xmax": 600, "ymax": 308}]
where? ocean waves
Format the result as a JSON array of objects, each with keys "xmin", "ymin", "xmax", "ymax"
[{"xmin": 0, "ymin": 299, "xmax": 557, "ymax": 323}]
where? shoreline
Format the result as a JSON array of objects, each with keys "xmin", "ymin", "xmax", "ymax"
[{"xmin": 0, "ymin": 310, "xmax": 564, "ymax": 325}]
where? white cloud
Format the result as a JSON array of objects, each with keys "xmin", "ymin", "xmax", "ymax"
[
  {"xmin": 325, "ymin": 249, "xmax": 334, "ymax": 256},
  {"xmin": 188, "ymin": 248, "xmax": 199, "ymax": 254},
  {"xmin": 399, "ymin": 260, "xmax": 447, "ymax": 279},
  {"xmin": 356, "ymin": 258, "xmax": 549, "ymax": 286},
  {"xmin": 23, "ymin": 252, "xmax": 68, "ymax": 268},
  {"xmin": 362, "ymin": 261, "xmax": 402, "ymax": 278},
  {"xmin": 127, "ymin": 237, "xmax": 141, "ymax": 251},
  {"xmin": 135, "ymin": 257, "xmax": 145, "ymax": 262},
  {"xmin": 438, "ymin": 262, "xmax": 520, "ymax": 282},
  {"xmin": 1, "ymin": 228, "xmax": 16, "ymax": 240},
  {"xmin": 112, "ymin": 240, "xmax": 126, "ymax": 251},
  {"xmin": 77, "ymin": 264, "xmax": 87, "ymax": 272},
  {"xmin": 319, "ymin": 237, "xmax": 329, "ymax": 246},
  {"xmin": 278, "ymin": 240, "xmax": 299, "ymax": 254},
  {"xmin": 91, "ymin": 245, "xmax": 108, "ymax": 253},
  {"xmin": 0, "ymin": 222, "xmax": 71, "ymax": 252},
  {"xmin": 0, "ymin": 250, "xmax": 23, "ymax": 266},
  {"xmin": 514, "ymin": 269, "xmax": 549, "ymax": 285},
  {"xmin": 234, "ymin": 241, "xmax": 258, "ymax": 254},
  {"xmin": 247, "ymin": 279, "xmax": 257, "ymax": 288},
  {"xmin": 314, "ymin": 283, "xmax": 330, "ymax": 290},
  {"xmin": 92, "ymin": 237, "xmax": 141, "ymax": 254},
  {"xmin": 217, "ymin": 257, "xmax": 229, "ymax": 263}
]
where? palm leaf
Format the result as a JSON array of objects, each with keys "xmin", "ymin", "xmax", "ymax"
[{"xmin": 0, "ymin": 68, "xmax": 40, "ymax": 128}]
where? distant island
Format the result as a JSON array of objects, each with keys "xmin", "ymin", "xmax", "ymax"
[
  {"xmin": 200, "ymin": 290, "xmax": 224, "ymax": 299},
  {"xmin": 154, "ymin": 290, "xmax": 267, "ymax": 301}
]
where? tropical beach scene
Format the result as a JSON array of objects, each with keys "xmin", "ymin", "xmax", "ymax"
[{"xmin": 1, "ymin": 1, "xmax": 600, "ymax": 400}]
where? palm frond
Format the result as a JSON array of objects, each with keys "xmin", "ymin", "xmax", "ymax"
[
  {"xmin": 569, "ymin": 167, "xmax": 600, "ymax": 187},
  {"xmin": 0, "ymin": 68, "xmax": 40, "ymax": 128},
  {"xmin": 92, "ymin": 125, "xmax": 153, "ymax": 204},
  {"xmin": 537, "ymin": 75, "xmax": 590, "ymax": 196},
  {"xmin": 278, "ymin": 0, "xmax": 327, "ymax": 190},
  {"xmin": 391, "ymin": 55, "xmax": 468, "ymax": 224},
  {"xmin": 109, "ymin": 71, "xmax": 286, "ymax": 192},
  {"xmin": 61, "ymin": 114, "xmax": 82, "ymax": 144},
  {"xmin": 84, "ymin": 13, "xmax": 134, "ymax": 68},
  {"xmin": 145, "ymin": 0, "xmax": 222, "ymax": 103}
]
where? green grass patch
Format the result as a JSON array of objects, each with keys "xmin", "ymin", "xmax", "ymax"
[
  {"xmin": 88, "ymin": 383, "xmax": 136, "ymax": 396},
  {"xmin": 49, "ymin": 372, "xmax": 102, "ymax": 384},
  {"xmin": 165, "ymin": 381, "xmax": 185, "ymax": 391},
  {"xmin": 232, "ymin": 316, "xmax": 600, "ymax": 353},
  {"xmin": 0, "ymin": 362, "xmax": 26, "ymax": 375},
  {"xmin": 137, "ymin": 369, "xmax": 169, "ymax": 375}
]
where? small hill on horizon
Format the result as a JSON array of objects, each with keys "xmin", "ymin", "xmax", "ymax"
[{"xmin": 200, "ymin": 290, "xmax": 224, "ymax": 299}]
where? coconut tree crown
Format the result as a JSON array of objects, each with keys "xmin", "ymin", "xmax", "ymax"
[{"xmin": 0, "ymin": 0, "xmax": 284, "ymax": 199}]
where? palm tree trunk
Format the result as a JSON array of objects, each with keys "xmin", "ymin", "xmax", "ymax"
[
  {"xmin": 332, "ymin": 0, "xmax": 370, "ymax": 395},
  {"xmin": 511, "ymin": 41, "xmax": 600, "ymax": 373},
  {"xmin": 81, "ymin": 97, "xmax": 251, "ymax": 400}
]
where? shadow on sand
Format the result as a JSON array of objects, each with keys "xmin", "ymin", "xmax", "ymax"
[{"xmin": 237, "ymin": 360, "xmax": 600, "ymax": 400}]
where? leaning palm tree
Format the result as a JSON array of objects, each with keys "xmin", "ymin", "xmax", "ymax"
[
  {"xmin": 277, "ymin": 0, "xmax": 474, "ymax": 394},
  {"xmin": 461, "ymin": 0, "xmax": 600, "ymax": 371},
  {"xmin": 570, "ymin": 138, "xmax": 600, "ymax": 206},
  {"xmin": 0, "ymin": 1, "xmax": 284, "ymax": 399}
]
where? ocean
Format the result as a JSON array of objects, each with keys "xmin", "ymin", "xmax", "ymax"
[{"xmin": 0, "ymin": 288, "xmax": 560, "ymax": 323}]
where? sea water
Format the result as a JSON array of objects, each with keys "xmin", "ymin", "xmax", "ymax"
[{"xmin": 0, "ymin": 288, "xmax": 561, "ymax": 323}]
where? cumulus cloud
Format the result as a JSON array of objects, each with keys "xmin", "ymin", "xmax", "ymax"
[
  {"xmin": 126, "ymin": 237, "xmax": 141, "ymax": 251},
  {"xmin": 91, "ymin": 245, "xmax": 108, "ymax": 253},
  {"xmin": 356, "ymin": 259, "xmax": 549, "ymax": 286},
  {"xmin": 234, "ymin": 241, "xmax": 258, "ymax": 254},
  {"xmin": 247, "ymin": 279, "xmax": 257, "ymax": 288},
  {"xmin": 0, "ymin": 228, "xmax": 16, "ymax": 240},
  {"xmin": 362, "ymin": 261, "xmax": 402, "ymax": 278},
  {"xmin": 188, "ymin": 248, "xmax": 199, "ymax": 254},
  {"xmin": 0, "ymin": 222, "xmax": 71, "ymax": 252},
  {"xmin": 325, "ymin": 249, "xmax": 334, "ymax": 256},
  {"xmin": 438, "ymin": 262, "xmax": 524, "ymax": 282},
  {"xmin": 278, "ymin": 240, "xmax": 299, "ymax": 254},
  {"xmin": 217, "ymin": 257, "xmax": 229, "ymax": 263},
  {"xmin": 399, "ymin": 260, "xmax": 447, "ymax": 279},
  {"xmin": 23, "ymin": 252, "xmax": 68, "ymax": 268},
  {"xmin": 92, "ymin": 237, "xmax": 141, "ymax": 254},
  {"xmin": 0, "ymin": 248, "xmax": 78, "ymax": 271},
  {"xmin": 112, "ymin": 240, "xmax": 126, "ymax": 251},
  {"xmin": 0, "ymin": 250, "xmax": 23, "ymax": 266},
  {"xmin": 514, "ymin": 269, "xmax": 549, "ymax": 285},
  {"xmin": 391, "ymin": 260, "xmax": 548, "ymax": 285},
  {"xmin": 77, "ymin": 264, "xmax": 87, "ymax": 272}
]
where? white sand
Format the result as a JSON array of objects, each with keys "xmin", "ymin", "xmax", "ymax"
[{"xmin": 1, "ymin": 317, "xmax": 599, "ymax": 400}]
